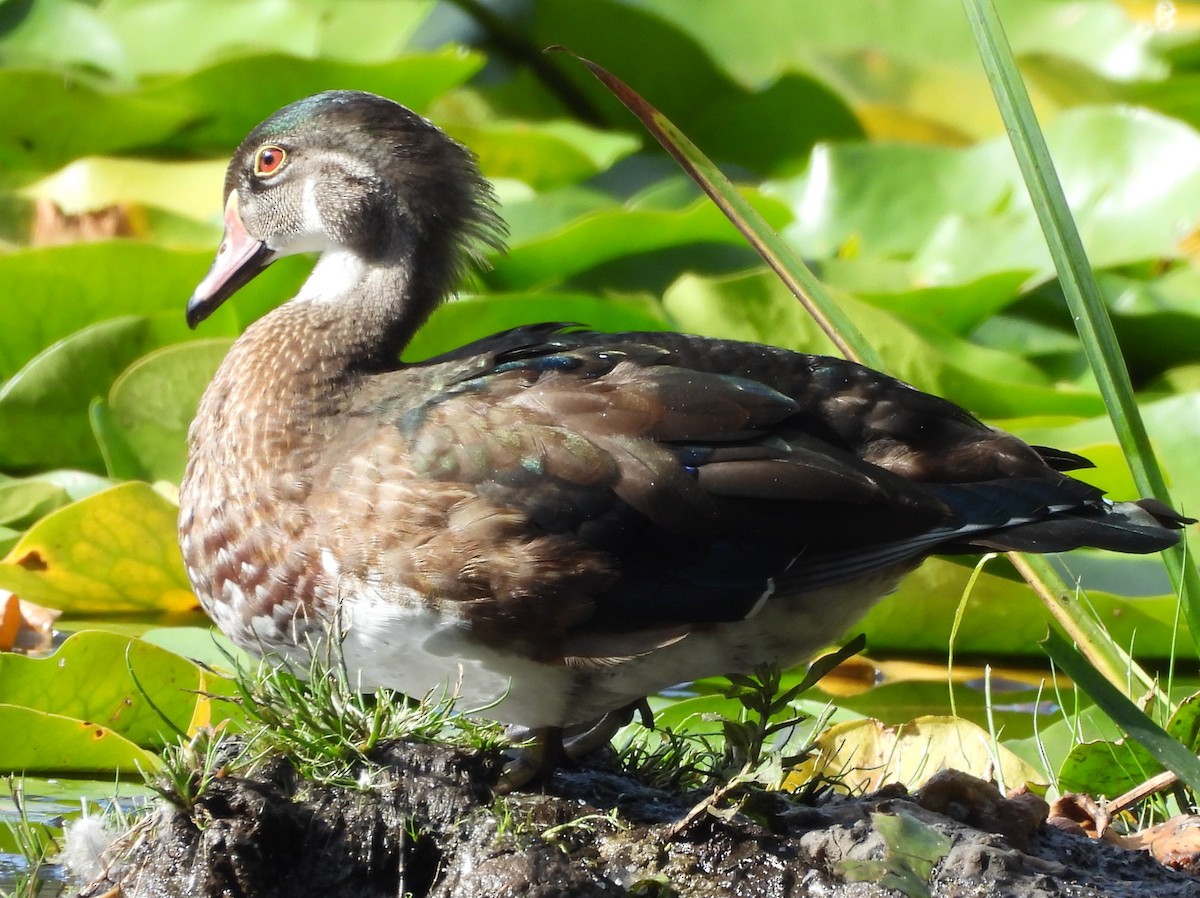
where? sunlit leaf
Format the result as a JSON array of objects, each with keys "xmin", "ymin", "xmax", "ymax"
[
  {"xmin": 0, "ymin": 243, "xmax": 308, "ymax": 380},
  {"xmin": 21, "ymin": 157, "xmax": 227, "ymax": 221},
  {"xmin": 489, "ymin": 194, "xmax": 793, "ymax": 291},
  {"xmin": 450, "ymin": 119, "xmax": 640, "ymax": 190},
  {"xmin": 1058, "ymin": 737, "xmax": 1159, "ymax": 797},
  {"xmin": 0, "ymin": 482, "xmax": 196, "ymax": 614},
  {"xmin": 787, "ymin": 715, "xmax": 1044, "ymax": 793},
  {"xmin": 0, "ymin": 0, "xmax": 129, "ymax": 79},
  {"xmin": 0, "ymin": 71, "xmax": 189, "ymax": 171},
  {"xmin": 768, "ymin": 107, "xmax": 1200, "ymax": 284},
  {"xmin": 526, "ymin": 0, "xmax": 861, "ymax": 173},
  {"xmin": 0, "ymin": 317, "xmax": 156, "ymax": 471},
  {"xmin": 635, "ymin": 0, "xmax": 1162, "ymax": 134},
  {"xmin": 106, "ymin": 340, "xmax": 232, "ymax": 483},
  {"xmin": 662, "ymin": 269, "xmax": 1104, "ymax": 419},
  {"xmin": 0, "ymin": 630, "xmax": 206, "ymax": 746},
  {"xmin": 0, "ymin": 705, "xmax": 160, "ymax": 774},
  {"xmin": 143, "ymin": 50, "xmax": 483, "ymax": 154},
  {"xmin": 405, "ymin": 292, "xmax": 670, "ymax": 361},
  {"xmin": 0, "ymin": 477, "xmax": 70, "ymax": 529},
  {"xmin": 859, "ymin": 554, "xmax": 1183, "ymax": 658},
  {"xmin": 98, "ymin": 0, "xmax": 435, "ymax": 74}
]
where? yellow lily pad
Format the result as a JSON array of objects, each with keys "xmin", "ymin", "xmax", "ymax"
[
  {"xmin": 0, "ymin": 482, "xmax": 197, "ymax": 613},
  {"xmin": 788, "ymin": 715, "xmax": 1044, "ymax": 793}
]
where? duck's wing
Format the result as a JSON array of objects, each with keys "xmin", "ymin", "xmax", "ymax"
[{"xmin": 337, "ymin": 328, "xmax": 1184, "ymax": 656}]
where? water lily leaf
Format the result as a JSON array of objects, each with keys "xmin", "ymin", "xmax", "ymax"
[
  {"xmin": 859, "ymin": 555, "xmax": 1184, "ymax": 658},
  {"xmin": 450, "ymin": 119, "xmax": 639, "ymax": 190},
  {"xmin": 140, "ymin": 626, "xmax": 250, "ymax": 676},
  {"xmin": 636, "ymin": 0, "xmax": 1160, "ymax": 137},
  {"xmin": 769, "ymin": 106, "xmax": 1200, "ymax": 285},
  {"xmin": 107, "ymin": 340, "xmax": 232, "ymax": 484},
  {"xmin": 0, "ymin": 316, "xmax": 154, "ymax": 472},
  {"xmin": 788, "ymin": 715, "xmax": 1044, "ymax": 793},
  {"xmin": 841, "ymin": 810, "xmax": 951, "ymax": 898},
  {"xmin": 0, "ymin": 71, "xmax": 189, "ymax": 171},
  {"xmin": 489, "ymin": 194, "xmax": 792, "ymax": 291},
  {"xmin": 0, "ymin": 243, "xmax": 309, "ymax": 380},
  {"xmin": 21, "ymin": 157, "xmax": 227, "ymax": 221},
  {"xmin": 0, "ymin": 477, "xmax": 70, "ymax": 530},
  {"xmin": 1057, "ymin": 738, "xmax": 1158, "ymax": 798},
  {"xmin": 0, "ymin": 0, "xmax": 130, "ymax": 80},
  {"xmin": 96, "ymin": 0, "xmax": 435, "ymax": 75},
  {"xmin": 143, "ymin": 50, "xmax": 482, "ymax": 154},
  {"xmin": 843, "ymin": 269, "xmax": 1032, "ymax": 335},
  {"xmin": 91, "ymin": 397, "xmax": 149, "ymax": 481},
  {"xmin": 405, "ymin": 292, "xmax": 670, "ymax": 361},
  {"xmin": 662, "ymin": 269, "xmax": 1103, "ymax": 420},
  {"xmin": 1167, "ymin": 693, "xmax": 1200, "ymax": 754},
  {"xmin": 0, "ymin": 705, "xmax": 160, "ymax": 775},
  {"xmin": 0, "ymin": 630, "xmax": 203, "ymax": 747},
  {"xmin": 0, "ymin": 482, "xmax": 196, "ymax": 614},
  {"xmin": 524, "ymin": 0, "xmax": 860, "ymax": 174}
]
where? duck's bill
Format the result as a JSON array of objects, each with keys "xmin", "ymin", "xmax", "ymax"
[{"xmin": 186, "ymin": 191, "xmax": 278, "ymax": 329}]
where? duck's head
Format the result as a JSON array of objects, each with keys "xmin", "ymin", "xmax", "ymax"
[{"xmin": 187, "ymin": 90, "xmax": 504, "ymax": 328}]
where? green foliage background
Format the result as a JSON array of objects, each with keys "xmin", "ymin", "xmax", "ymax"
[{"xmin": 1, "ymin": 1, "xmax": 1199, "ymax": 673}]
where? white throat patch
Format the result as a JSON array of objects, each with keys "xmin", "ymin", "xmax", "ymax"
[{"xmin": 296, "ymin": 248, "xmax": 369, "ymax": 303}]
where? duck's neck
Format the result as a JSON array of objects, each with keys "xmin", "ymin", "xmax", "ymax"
[
  {"xmin": 192, "ymin": 248, "xmax": 435, "ymax": 465},
  {"xmin": 291, "ymin": 247, "xmax": 433, "ymax": 370}
]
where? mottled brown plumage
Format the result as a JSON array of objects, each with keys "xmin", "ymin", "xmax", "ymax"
[{"xmin": 180, "ymin": 91, "xmax": 1190, "ymax": 786}]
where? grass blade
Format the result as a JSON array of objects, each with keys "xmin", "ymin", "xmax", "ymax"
[
  {"xmin": 962, "ymin": 0, "xmax": 1200, "ymax": 644},
  {"xmin": 1043, "ymin": 629, "xmax": 1200, "ymax": 792},
  {"xmin": 559, "ymin": 50, "xmax": 882, "ymax": 370}
]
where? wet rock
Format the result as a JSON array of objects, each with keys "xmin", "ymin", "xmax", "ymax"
[{"xmin": 75, "ymin": 742, "xmax": 1200, "ymax": 898}]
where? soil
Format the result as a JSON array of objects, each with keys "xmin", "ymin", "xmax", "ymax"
[{"xmin": 71, "ymin": 740, "xmax": 1199, "ymax": 898}]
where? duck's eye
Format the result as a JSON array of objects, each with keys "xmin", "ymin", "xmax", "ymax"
[{"xmin": 254, "ymin": 145, "xmax": 287, "ymax": 177}]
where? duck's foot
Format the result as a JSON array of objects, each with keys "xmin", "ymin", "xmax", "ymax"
[
  {"xmin": 495, "ymin": 726, "xmax": 564, "ymax": 794},
  {"xmin": 496, "ymin": 699, "xmax": 655, "ymax": 793},
  {"xmin": 562, "ymin": 698, "xmax": 654, "ymax": 760}
]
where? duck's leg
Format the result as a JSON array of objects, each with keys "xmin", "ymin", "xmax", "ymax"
[
  {"xmin": 562, "ymin": 698, "xmax": 654, "ymax": 761},
  {"xmin": 495, "ymin": 726, "xmax": 565, "ymax": 793},
  {"xmin": 495, "ymin": 700, "xmax": 655, "ymax": 792}
]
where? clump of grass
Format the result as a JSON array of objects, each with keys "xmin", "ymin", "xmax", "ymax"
[
  {"xmin": 617, "ymin": 725, "xmax": 725, "ymax": 792},
  {"xmin": 149, "ymin": 726, "xmax": 239, "ymax": 815},
  {"xmin": 228, "ymin": 648, "xmax": 506, "ymax": 787},
  {"xmin": 2, "ymin": 777, "xmax": 59, "ymax": 898},
  {"xmin": 151, "ymin": 638, "xmax": 508, "ymax": 800}
]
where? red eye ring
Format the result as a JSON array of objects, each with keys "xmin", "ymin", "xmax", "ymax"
[{"xmin": 254, "ymin": 145, "xmax": 287, "ymax": 177}]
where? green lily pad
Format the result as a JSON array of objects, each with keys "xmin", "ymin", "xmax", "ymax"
[
  {"xmin": 0, "ymin": 705, "xmax": 160, "ymax": 775},
  {"xmin": 489, "ymin": 194, "xmax": 792, "ymax": 291},
  {"xmin": 107, "ymin": 340, "xmax": 232, "ymax": 484},
  {"xmin": 98, "ymin": 0, "xmax": 436, "ymax": 75},
  {"xmin": 0, "ymin": 317, "xmax": 155, "ymax": 472},
  {"xmin": 405, "ymin": 292, "xmax": 670, "ymax": 361},
  {"xmin": 768, "ymin": 106, "xmax": 1200, "ymax": 284},
  {"xmin": 450, "ymin": 119, "xmax": 640, "ymax": 190},
  {"xmin": 662, "ymin": 268, "xmax": 1104, "ymax": 420},
  {"xmin": 0, "ymin": 70, "xmax": 188, "ymax": 172},
  {"xmin": 144, "ymin": 49, "xmax": 483, "ymax": 154},
  {"xmin": 0, "ymin": 630, "xmax": 208, "ymax": 747}
]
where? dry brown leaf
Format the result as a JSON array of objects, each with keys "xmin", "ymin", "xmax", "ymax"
[{"xmin": 0, "ymin": 589, "xmax": 60, "ymax": 653}]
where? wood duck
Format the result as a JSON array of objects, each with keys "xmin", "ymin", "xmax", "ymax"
[{"xmin": 179, "ymin": 90, "xmax": 1190, "ymax": 787}]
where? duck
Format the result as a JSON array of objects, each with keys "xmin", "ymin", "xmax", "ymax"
[{"xmin": 179, "ymin": 90, "xmax": 1191, "ymax": 789}]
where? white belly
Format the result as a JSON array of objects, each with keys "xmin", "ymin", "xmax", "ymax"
[{"xmin": 322, "ymin": 568, "xmax": 905, "ymax": 729}]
